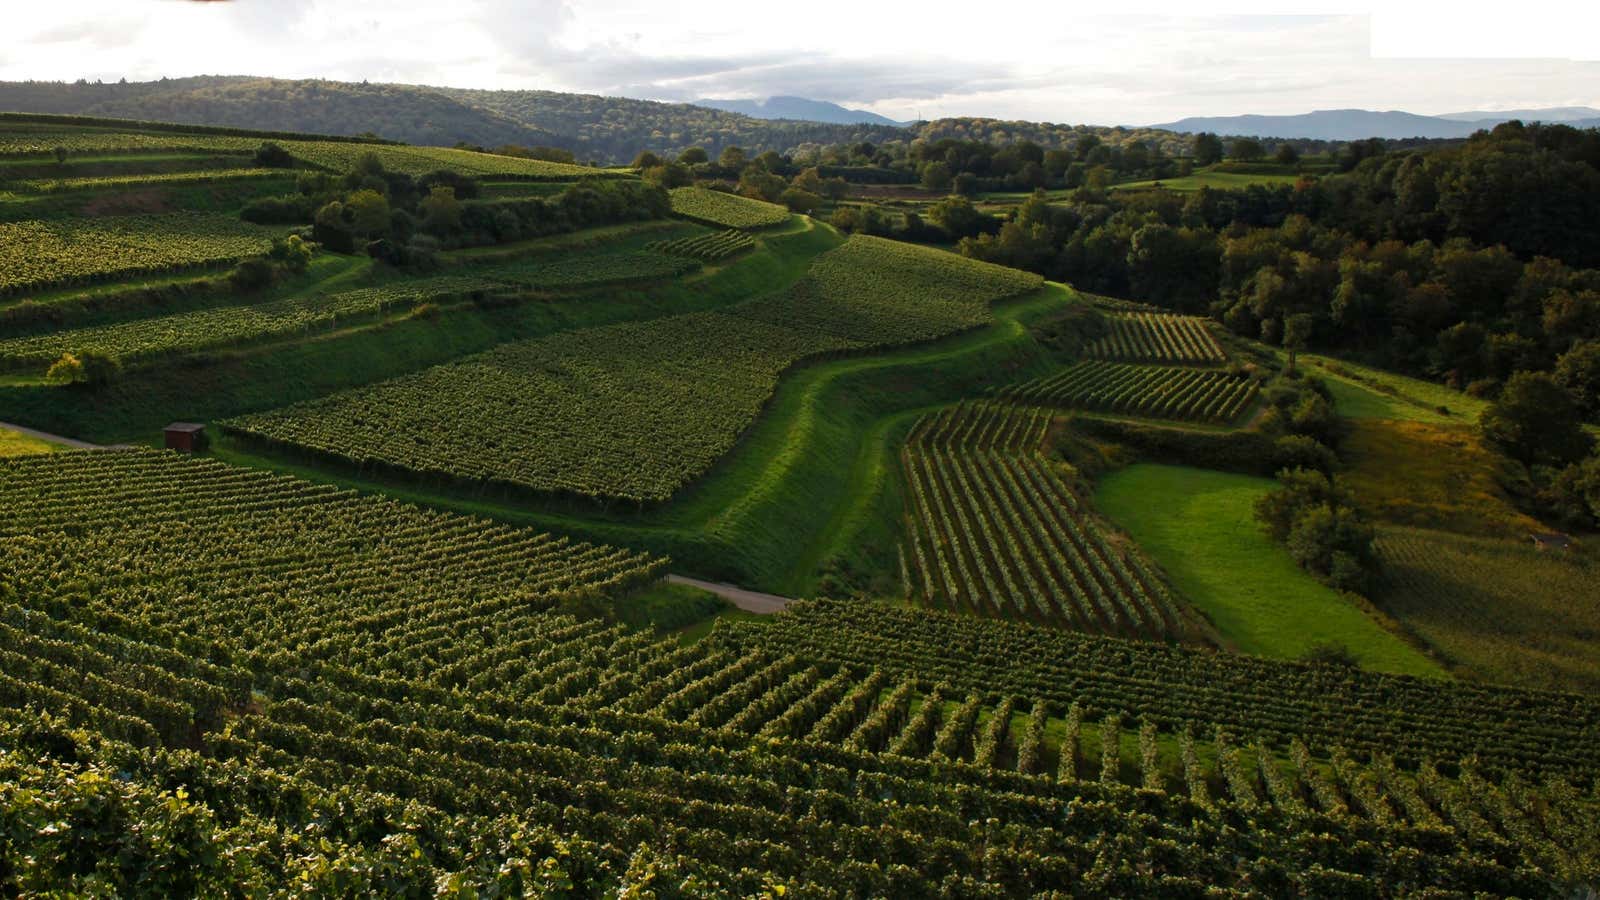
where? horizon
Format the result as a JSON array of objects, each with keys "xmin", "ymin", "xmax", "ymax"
[{"xmin": 7, "ymin": 3, "xmax": 1596, "ymax": 128}]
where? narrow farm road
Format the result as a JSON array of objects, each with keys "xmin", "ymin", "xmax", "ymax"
[
  {"xmin": 667, "ymin": 574, "xmax": 793, "ymax": 614},
  {"xmin": 0, "ymin": 421, "xmax": 129, "ymax": 451}
]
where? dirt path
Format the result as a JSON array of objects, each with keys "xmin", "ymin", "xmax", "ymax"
[
  {"xmin": 667, "ymin": 574, "xmax": 793, "ymax": 615},
  {"xmin": 0, "ymin": 421, "xmax": 129, "ymax": 451}
]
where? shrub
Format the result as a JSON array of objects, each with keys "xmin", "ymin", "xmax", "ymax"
[
  {"xmin": 228, "ymin": 258, "xmax": 279, "ymax": 293},
  {"xmin": 252, "ymin": 142, "xmax": 296, "ymax": 168},
  {"xmin": 1273, "ymin": 435, "xmax": 1338, "ymax": 474},
  {"xmin": 46, "ymin": 351, "xmax": 121, "ymax": 386},
  {"xmin": 1301, "ymin": 641, "xmax": 1358, "ymax": 668}
]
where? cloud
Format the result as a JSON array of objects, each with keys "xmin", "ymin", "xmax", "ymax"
[{"xmin": 0, "ymin": 5, "xmax": 1595, "ymax": 126}]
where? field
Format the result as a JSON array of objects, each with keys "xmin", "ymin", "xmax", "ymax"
[
  {"xmin": 1087, "ymin": 312, "xmax": 1228, "ymax": 364},
  {"xmin": 4, "ymin": 114, "xmax": 1600, "ymax": 894},
  {"xmin": 1003, "ymin": 360, "xmax": 1260, "ymax": 423},
  {"xmin": 1095, "ymin": 464, "xmax": 1444, "ymax": 677},
  {"xmin": 1340, "ymin": 418, "xmax": 1544, "ymax": 537},
  {"xmin": 1373, "ymin": 526, "xmax": 1600, "ymax": 693},
  {"xmin": 0, "ymin": 214, "xmax": 278, "ymax": 297},
  {"xmin": 901, "ymin": 403, "xmax": 1200, "ymax": 640},
  {"xmin": 669, "ymin": 186, "xmax": 791, "ymax": 228},
  {"xmin": 1303, "ymin": 353, "xmax": 1488, "ymax": 424},
  {"xmin": 223, "ymin": 236, "xmax": 1037, "ymax": 503},
  {"xmin": 1112, "ymin": 168, "xmax": 1305, "ymax": 192},
  {"xmin": 3, "ymin": 450, "xmax": 1597, "ymax": 894}
]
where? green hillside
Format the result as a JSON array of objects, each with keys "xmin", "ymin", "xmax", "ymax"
[{"xmin": 1, "ymin": 113, "xmax": 1598, "ymax": 895}]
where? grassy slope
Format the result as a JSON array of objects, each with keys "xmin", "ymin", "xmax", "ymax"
[
  {"xmin": 1301, "ymin": 353, "xmax": 1487, "ymax": 425},
  {"xmin": 0, "ymin": 426, "xmax": 57, "ymax": 457},
  {"xmin": 1095, "ymin": 463, "xmax": 1444, "ymax": 678},
  {"xmin": 0, "ymin": 219, "xmax": 833, "ymax": 443},
  {"xmin": 216, "ymin": 282, "xmax": 1077, "ymax": 595}
]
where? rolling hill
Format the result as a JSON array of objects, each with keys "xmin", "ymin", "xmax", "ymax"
[{"xmin": 696, "ymin": 95, "xmax": 907, "ymax": 126}]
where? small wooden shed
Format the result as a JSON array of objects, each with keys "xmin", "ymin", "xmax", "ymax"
[
  {"xmin": 164, "ymin": 422, "xmax": 206, "ymax": 453},
  {"xmin": 1529, "ymin": 532, "xmax": 1574, "ymax": 553}
]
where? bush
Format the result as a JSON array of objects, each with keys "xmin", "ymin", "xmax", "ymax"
[
  {"xmin": 1273, "ymin": 435, "xmax": 1338, "ymax": 474},
  {"xmin": 252, "ymin": 142, "xmax": 296, "ymax": 168},
  {"xmin": 1301, "ymin": 641, "xmax": 1358, "ymax": 668},
  {"xmin": 46, "ymin": 351, "xmax": 121, "ymax": 386},
  {"xmin": 241, "ymin": 194, "xmax": 317, "ymax": 225},
  {"xmin": 228, "ymin": 258, "xmax": 279, "ymax": 293}
]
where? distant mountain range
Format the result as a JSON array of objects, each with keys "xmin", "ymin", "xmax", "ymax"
[
  {"xmin": 695, "ymin": 96, "xmax": 906, "ymax": 126},
  {"xmin": 1150, "ymin": 107, "xmax": 1600, "ymax": 141}
]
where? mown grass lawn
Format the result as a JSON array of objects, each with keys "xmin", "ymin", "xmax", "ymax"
[{"xmin": 1095, "ymin": 463, "xmax": 1445, "ymax": 678}]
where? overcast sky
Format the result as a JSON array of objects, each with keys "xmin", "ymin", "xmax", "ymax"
[{"xmin": 5, "ymin": 1, "xmax": 1596, "ymax": 125}]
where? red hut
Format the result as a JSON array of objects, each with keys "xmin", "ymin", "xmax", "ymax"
[{"xmin": 164, "ymin": 422, "xmax": 206, "ymax": 453}]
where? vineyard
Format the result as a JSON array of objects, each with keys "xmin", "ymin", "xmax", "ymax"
[
  {"xmin": 1003, "ymin": 360, "xmax": 1261, "ymax": 423},
  {"xmin": 475, "ymin": 249, "xmax": 698, "ymax": 288},
  {"xmin": 0, "ymin": 128, "xmax": 258, "ymax": 158},
  {"xmin": 277, "ymin": 140, "xmax": 611, "ymax": 179},
  {"xmin": 224, "ymin": 236, "xmax": 1040, "ymax": 502},
  {"xmin": 1374, "ymin": 526, "xmax": 1600, "ymax": 693},
  {"xmin": 224, "ymin": 310, "xmax": 852, "ymax": 502},
  {"xmin": 1087, "ymin": 312, "xmax": 1228, "ymax": 364},
  {"xmin": 647, "ymin": 228, "xmax": 756, "ymax": 261},
  {"xmin": 0, "ymin": 214, "xmax": 278, "ymax": 298},
  {"xmin": 16, "ymin": 167, "xmax": 287, "ymax": 193},
  {"xmin": 0, "ymin": 276, "xmax": 507, "ymax": 370},
  {"xmin": 732, "ymin": 234, "xmax": 1043, "ymax": 346},
  {"xmin": 901, "ymin": 403, "xmax": 1199, "ymax": 640},
  {"xmin": 1, "ymin": 451, "xmax": 1597, "ymax": 894},
  {"xmin": 669, "ymin": 186, "xmax": 791, "ymax": 229}
]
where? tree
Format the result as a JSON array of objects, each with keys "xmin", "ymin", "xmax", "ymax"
[
  {"xmin": 46, "ymin": 351, "xmax": 120, "ymax": 386},
  {"xmin": 345, "ymin": 189, "xmax": 391, "ymax": 238},
  {"xmin": 717, "ymin": 146, "xmax": 747, "ymax": 170},
  {"xmin": 1555, "ymin": 340, "xmax": 1600, "ymax": 420},
  {"xmin": 920, "ymin": 161, "xmax": 953, "ymax": 193},
  {"xmin": 777, "ymin": 188, "xmax": 821, "ymax": 215},
  {"xmin": 926, "ymin": 196, "xmax": 996, "ymax": 240},
  {"xmin": 1274, "ymin": 143, "xmax": 1300, "ymax": 165},
  {"xmin": 643, "ymin": 163, "xmax": 692, "ymax": 188},
  {"xmin": 1283, "ymin": 313, "xmax": 1314, "ymax": 374},
  {"xmin": 1229, "ymin": 138, "xmax": 1266, "ymax": 162},
  {"xmin": 1479, "ymin": 371, "xmax": 1593, "ymax": 466},
  {"xmin": 253, "ymin": 142, "xmax": 295, "ymax": 168},
  {"xmin": 755, "ymin": 150, "xmax": 785, "ymax": 172},
  {"xmin": 678, "ymin": 147, "xmax": 709, "ymax": 166},
  {"xmin": 418, "ymin": 186, "xmax": 462, "ymax": 232},
  {"xmin": 737, "ymin": 168, "xmax": 786, "ymax": 203},
  {"xmin": 1192, "ymin": 133, "xmax": 1224, "ymax": 166}
]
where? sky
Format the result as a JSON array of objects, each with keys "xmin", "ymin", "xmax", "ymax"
[{"xmin": 4, "ymin": 1, "xmax": 1596, "ymax": 126}]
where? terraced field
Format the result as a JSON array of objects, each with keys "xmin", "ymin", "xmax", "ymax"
[
  {"xmin": 1088, "ymin": 312, "xmax": 1227, "ymax": 364},
  {"xmin": 225, "ymin": 236, "xmax": 1038, "ymax": 502},
  {"xmin": 669, "ymin": 186, "xmax": 791, "ymax": 228},
  {"xmin": 901, "ymin": 403, "xmax": 1197, "ymax": 640},
  {"xmin": 1003, "ymin": 359, "xmax": 1260, "ymax": 423},
  {"xmin": 0, "ymin": 214, "xmax": 278, "ymax": 297}
]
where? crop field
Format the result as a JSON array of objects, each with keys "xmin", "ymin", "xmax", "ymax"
[
  {"xmin": 1374, "ymin": 526, "xmax": 1600, "ymax": 693},
  {"xmin": 1003, "ymin": 360, "xmax": 1260, "ymax": 423},
  {"xmin": 733, "ymin": 235, "xmax": 1042, "ymax": 345},
  {"xmin": 475, "ymin": 249, "xmax": 698, "ymax": 288},
  {"xmin": 0, "ymin": 213, "xmax": 278, "ymax": 297},
  {"xmin": 647, "ymin": 228, "xmax": 756, "ymax": 261},
  {"xmin": 225, "ymin": 311, "xmax": 853, "ymax": 502},
  {"xmin": 0, "ymin": 426, "xmax": 56, "ymax": 457},
  {"xmin": 3, "ymin": 451, "xmax": 1597, "ymax": 894},
  {"xmin": 15, "ymin": 167, "xmax": 286, "ymax": 193},
  {"xmin": 669, "ymin": 186, "xmax": 791, "ymax": 228},
  {"xmin": 901, "ymin": 403, "xmax": 1198, "ymax": 640},
  {"xmin": 1112, "ymin": 169, "xmax": 1304, "ymax": 192},
  {"xmin": 224, "ymin": 235, "xmax": 1040, "ymax": 502},
  {"xmin": 1087, "ymin": 312, "xmax": 1227, "ymax": 364},
  {"xmin": 0, "ymin": 127, "xmax": 258, "ymax": 158},
  {"xmin": 279, "ymin": 140, "xmax": 609, "ymax": 179},
  {"xmin": 0, "ymin": 276, "xmax": 507, "ymax": 370}
]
